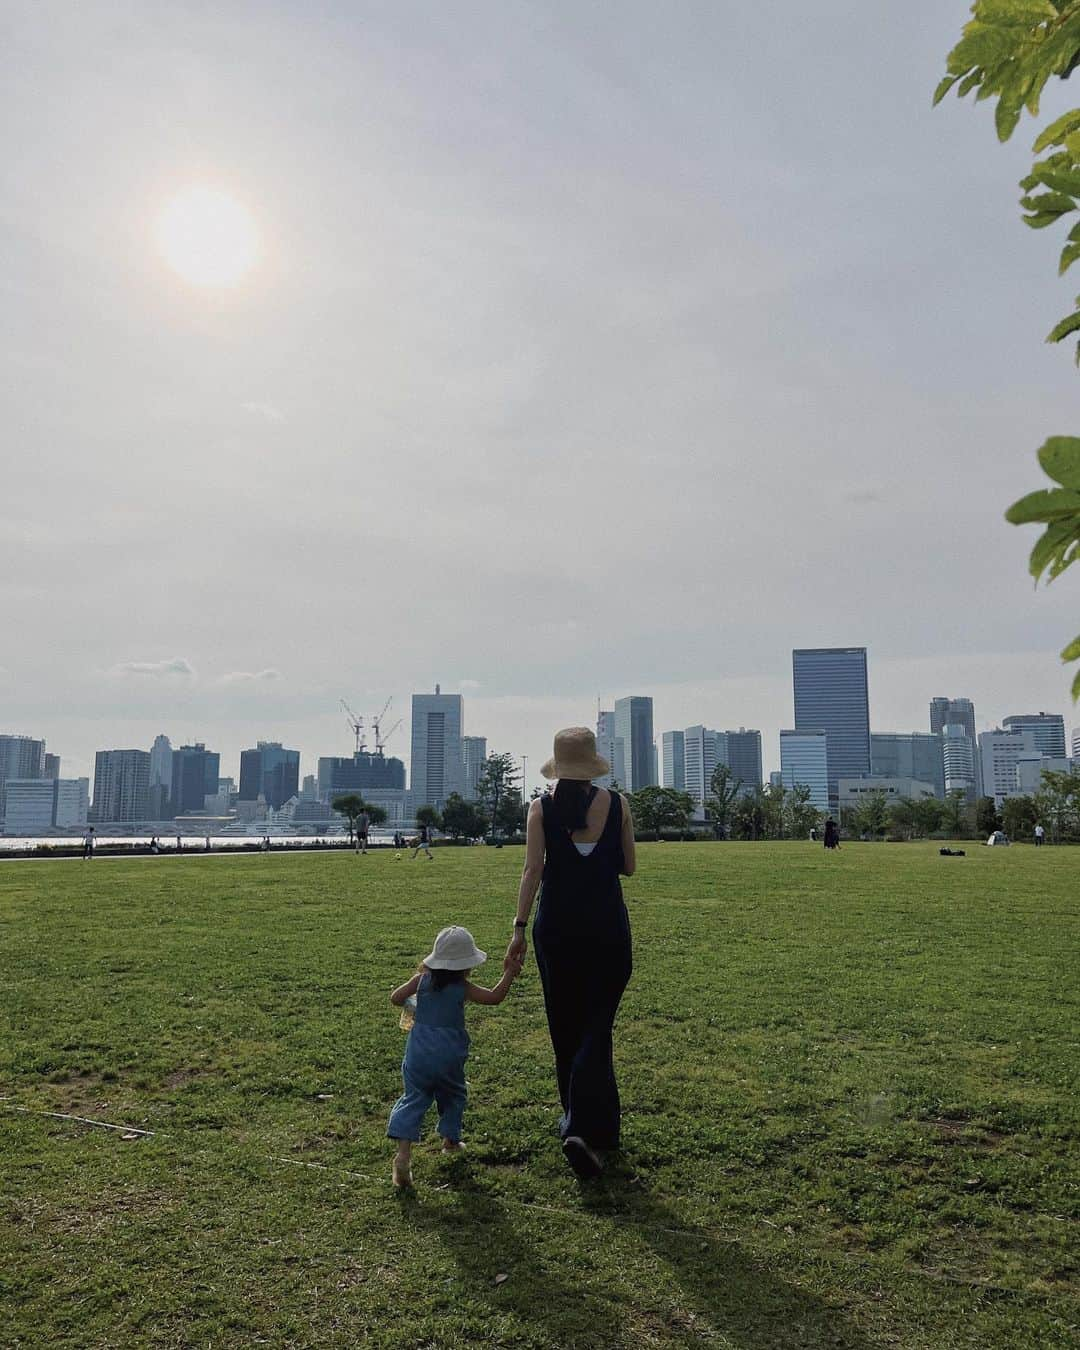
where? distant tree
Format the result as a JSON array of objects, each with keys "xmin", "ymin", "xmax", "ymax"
[
  {"xmin": 495, "ymin": 794, "xmax": 525, "ymax": 836},
  {"xmin": 783, "ymin": 782, "xmax": 821, "ymax": 840},
  {"xmin": 731, "ymin": 785, "xmax": 770, "ymax": 841},
  {"xmin": 476, "ymin": 752, "xmax": 521, "ymax": 841},
  {"xmin": 441, "ymin": 793, "xmax": 487, "ymax": 841},
  {"xmin": 1034, "ymin": 765, "xmax": 1080, "ymax": 841},
  {"xmin": 628, "ymin": 786, "xmax": 695, "ymax": 840},
  {"xmin": 941, "ymin": 788, "xmax": 970, "ymax": 838},
  {"xmin": 415, "ymin": 804, "xmax": 443, "ymax": 832},
  {"xmin": 853, "ymin": 791, "xmax": 890, "ymax": 840},
  {"xmin": 976, "ymin": 796, "xmax": 1002, "ymax": 836},
  {"xmin": 1002, "ymin": 794, "xmax": 1038, "ymax": 841},
  {"xmin": 332, "ymin": 794, "xmax": 365, "ymax": 841},
  {"xmin": 888, "ymin": 796, "xmax": 918, "ymax": 841},
  {"xmin": 913, "ymin": 797, "xmax": 945, "ymax": 838},
  {"xmin": 706, "ymin": 763, "xmax": 742, "ymax": 839}
]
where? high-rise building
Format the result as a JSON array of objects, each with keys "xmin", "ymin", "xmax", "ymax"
[
  {"xmin": 614, "ymin": 696, "xmax": 655, "ymax": 791},
  {"xmin": 318, "ymin": 752, "xmax": 407, "ymax": 800},
  {"xmin": 780, "ymin": 729, "xmax": 830, "ymax": 813},
  {"xmin": 1002, "ymin": 712, "xmax": 1067, "ymax": 761},
  {"xmin": 942, "ymin": 724, "xmax": 979, "ymax": 800},
  {"xmin": 2, "ymin": 778, "xmax": 88, "ymax": 832},
  {"xmin": 170, "ymin": 744, "xmax": 220, "ymax": 816},
  {"xmin": 978, "ymin": 727, "xmax": 1037, "ymax": 807},
  {"xmin": 722, "ymin": 728, "xmax": 763, "ymax": 795},
  {"xmin": 462, "ymin": 737, "xmax": 488, "ymax": 797},
  {"xmin": 239, "ymin": 742, "xmax": 300, "ymax": 809},
  {"xmin": 793, "ymin": 648, "xmax": 870, "ymax": 806},
  {"xmin": 410, "ymin": 686, "xmax": 465, "ymax": 810},
  {"xmin": 43, "ymin": 754, "xmax": 60, "ymax": 779},
  {"xmin": 92, "ymin": 750, "xmax": 151, "ymax": 822},
  {"xmin": 595, "ymin": 710, "xmax": 625, "ymax": 789},
  {"xmin": 661, "ymin": 731, "xmax": 686, "ymax": 790},
  {"xmin": 870, "ymin": 733, "xmax": 946, "ymax": 799},
  {"xmin": 149, "ymin": 734, "xmax": 172, "ymax": 785},
  {"xmin": 930, "ymin": 697, "xmax": 977, "ymax": 743},
  {"xmin": 684, "ymin": 726, "xmax": 719, "ymax": 814},
  {"xmin": 1073, "ymin": 727, "xmax": 1080, "ymax": 759},
  {"xmin": 0, "ymin": 735, "xmax": 46, "ymax": 821}
]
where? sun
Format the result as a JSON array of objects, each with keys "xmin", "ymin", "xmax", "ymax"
[{"xmin": 156, "ymin": 186, "xmax": 259, "ymax": 288}]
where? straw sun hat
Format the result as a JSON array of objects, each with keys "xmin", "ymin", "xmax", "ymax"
[{"xmin": 540, "ymin": 726, "xmax": 610, "ymax": 782}]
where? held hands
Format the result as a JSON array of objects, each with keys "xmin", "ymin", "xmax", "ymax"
[{"xmin": 503, "ymin": 937, "xmax": 526, "ymax": 977}]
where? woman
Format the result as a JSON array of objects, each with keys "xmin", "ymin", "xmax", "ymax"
[{"xmin": 506, "ymin": 727, "xmax": 636, "ymax": 1179}]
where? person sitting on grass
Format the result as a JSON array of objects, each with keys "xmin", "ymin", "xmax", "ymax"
[{"xmin": 387, "ymin": 926, "xmax": 521, "ymax": 1188}]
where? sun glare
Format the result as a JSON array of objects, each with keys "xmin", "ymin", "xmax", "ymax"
[{"xmin": 156, "ymin": 186, "xmax": 259, "ymax": 288}]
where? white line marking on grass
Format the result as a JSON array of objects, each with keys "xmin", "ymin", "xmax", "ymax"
[{"xmin": 1, "ymin": 1105, "xmax": 155, "ymax": 1136}]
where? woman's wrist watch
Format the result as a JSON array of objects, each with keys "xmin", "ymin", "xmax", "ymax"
[{"xmin": 513, "ymin": 920, "xmax": 527, "ymax": 930}]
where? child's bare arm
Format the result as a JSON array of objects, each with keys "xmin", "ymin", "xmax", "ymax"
[
  {"xmin": 465, "ymin": 968, "xmax": 516, "ymax": 1006},
  {"xmin": 390, "ymin": 973, "xmax": 423, "ymax": 1006}
]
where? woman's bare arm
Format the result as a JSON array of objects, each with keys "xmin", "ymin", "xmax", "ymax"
[
  {"xmin": 508, "ymin": 798, "xmax": 545, "ymax": 961},
  {"xmin": 390, "ymin": 972, "xmax": 422, "ymax": 1006},
  {"xmin": 620, "ymin": 794, "xmax": 636, "ymax": 876}
]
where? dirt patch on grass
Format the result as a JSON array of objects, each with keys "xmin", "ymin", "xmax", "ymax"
[
  {"xmin": 162, "ymin": 1067, "xmax": 206, "ymax": 1089},
  {"xmin": 922, "ymin": 1118, "xmax": 1007, "ymax": 1150}
]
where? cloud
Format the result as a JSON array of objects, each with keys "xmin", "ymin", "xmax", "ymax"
[
  {"xmin": 241, "ymin": 401, "xmax": 284, "ymax": 422},
  {"xmin": 459, "ymin": 679, "xmax": 481, "ymax": 690},
  {"xmin": 220, "ymin": 668, "xmax": 283, "ymax": 684},
  {"xmin": 113, "ymin": 657, "xmax": 195, "ymax": 678}
]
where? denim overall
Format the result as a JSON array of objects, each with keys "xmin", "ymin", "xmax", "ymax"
[
  {"xmin": 387, "ymin": 974, "xmax": 469, "ymax": 1143},
  {"xmin": 533, "ymin": 788, "xmax": 632, "ymax": 1151}
]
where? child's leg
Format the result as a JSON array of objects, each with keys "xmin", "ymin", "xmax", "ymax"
[
  {"xmin": 387, "ymin": 1069, "xmax": 434, "ymax": 1148},
  {"xmin": 434, "ymin": 1062, "xmax": 468, "ymax": 1146}
]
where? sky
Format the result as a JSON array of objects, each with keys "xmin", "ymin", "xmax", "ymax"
[{"xmin": 2, "ymin": 0, "xmax": 1078, "ymax": 789}]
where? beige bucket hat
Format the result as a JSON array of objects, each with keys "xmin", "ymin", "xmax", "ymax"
[
  {"xmin": 423, "ymin": 925, "xmax": 486, "ymax": 971},
  {"xmin": 540, "ymin": 726, "xmax": 610, "ymax": 781}
]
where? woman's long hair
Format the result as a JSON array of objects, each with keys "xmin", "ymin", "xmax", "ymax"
[{"xmin": 550, "ymin": 778, "xmax": 592, "ymax": 832}]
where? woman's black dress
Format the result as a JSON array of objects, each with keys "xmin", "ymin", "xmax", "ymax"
[{"xmin": 532, "ymin": 788, "xmax": 632, "ymax": 1150}]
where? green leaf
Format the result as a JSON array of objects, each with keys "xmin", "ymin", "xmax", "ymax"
[
  {"xmin": 1038, "ymin": 436, "xmax": 1080, "ymax": 487},
  {"xmin": 996, "ymin": 94, "xmax": 1024, "ymax": 141},
  {"xmin": 1059, "ymin": 241, "xmax": 1080, "ymax": 271},
  {"xmin": 1028, "ymin": 519, "xmax": 1077, "ymax": 578},
  {"xmin": 1071, "ymin": 664, "xmax": 1080, "ymax": 702},
  {"xmin": 1036, "ymin": 169, "xmax": 1080, "ymax": 196},
  {"xmin": 1005, "ymin": 486, "xmax": 1080, "ymax": 523},
  {"xmin": 1025, "ymin": 211, "xmax": 1071, "ymax": 227},
  {"xmin": 933, "ymin": 73, "xmax": 960, "ymax": 105},
  {"xmin": 948, "ymin": 27, "xmax": 1016, "ymax": 77},
  {"xmin": 958, "ymin": 69, "xmax": 984, "ymax": 97},
  {"xmin": 1033, "ymin": 106, "xmax": 1080, "ymax": 152},
  {"xmin": 1020, "ymin": 190, "xmax": 1078, "ymax": 214},
  {"xmin": 1047, "ymin": 307, "xmax": 1080, "ymax": 342},
  {"xmin": 1061, "ymin": 634, "xmax": 1080, "ymax": 662},
  {"xmin": 979, "ymin": 0, "xmax": 1058, "ymax": 22}
]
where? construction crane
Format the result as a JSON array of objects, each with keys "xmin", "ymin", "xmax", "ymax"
[
  {"xmin": 340, "ymin": 699, "xmax": 366, "ymax": 755},
  {"xmin": 371, "ymin": 698, "xmax": 403, "ymax": 756}
]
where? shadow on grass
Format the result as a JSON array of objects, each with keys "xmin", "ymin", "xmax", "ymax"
[
  {"xmin": 399, "ymin": 1155, "xmax": 872, "ymax": 1349},
  {"xmin": 399, "ymin": 1156, "xmax": 624, "ymax": 1345},
  {"xmin": 580, "ymin": 1159, "xmax": 875, "ymax": 1350}
]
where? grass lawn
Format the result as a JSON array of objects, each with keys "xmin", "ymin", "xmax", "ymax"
[{"xmin": 1, "ymin": 842, "xmax": 1077, "ymax": 1348}]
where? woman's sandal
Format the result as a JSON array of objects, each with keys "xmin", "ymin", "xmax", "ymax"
[{"xmin": 562, "ymin": 1136, "xmax": 603, "ymax": 1180}]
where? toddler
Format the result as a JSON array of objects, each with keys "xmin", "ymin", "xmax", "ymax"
[{"xmin": 388, "ymin": 925, "xmax": 519, "ymax": 1187}]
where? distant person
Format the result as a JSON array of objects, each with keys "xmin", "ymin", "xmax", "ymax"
[
  {"xmin": 356, "ymin": 811, "xmax": 370, "ymax": 855},
  {"xmin": 809, "ymin": 826, "xmax": 817, "ymax": 842},
  {"xmin": 1034, "ymin": 822, "xmax": 1045, "ymax": 847},
  {"xmin": 393, "ymin": 831, "xmax": 404, "ymax": 860},
  {"xmin": 82, "ymin": 826, "xmax": 95, "ymax": 861},
  {"xmin": 205, "ymin": 836, "xmax": 211, "ymax": 852},
  {"xmin": 412, "ymin": 824, "xmax": 435, "ymax": 861},
  {"xmin": 263, "ymin": 835, "xmax": 271, "ymax": 852},
  {"xmin": 149, "ymin": 836, "xmax": 159, "ymax": 855},
  {"xmin": 506, "ymin": 727, "xmax": 636, "ymax": 1180},
  {"xmin": 823, "ymin": 818, "xmax": 840, "ymax": 850},
  {"xmin": 176, "ymin": 834, "xmax": 182, "ymax": 853}
]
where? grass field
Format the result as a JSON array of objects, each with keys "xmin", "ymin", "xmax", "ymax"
[{"xmin": 1, "ymin": 842, "xmax": 1077, "ymax": 1348}]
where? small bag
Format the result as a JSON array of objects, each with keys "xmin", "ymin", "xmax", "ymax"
[{"xmin": 399, "ymin": 994, "xmax": 417, "ymax": 1032}]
